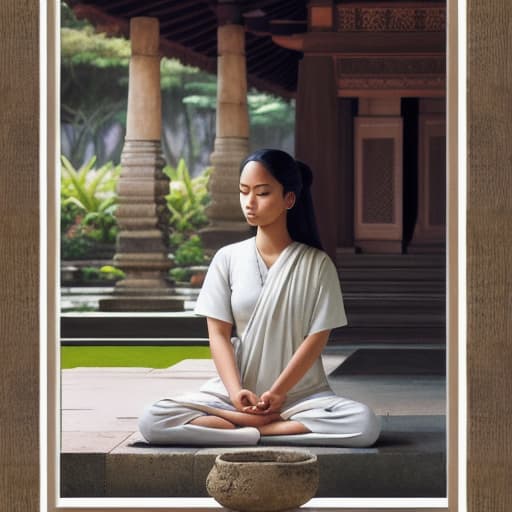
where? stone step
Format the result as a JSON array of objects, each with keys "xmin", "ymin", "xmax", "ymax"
[
  {"xmin": 62, "ymin": 308, "xmax": 445, "ymax": 341},
  {"xmin": 336, "ymin": 253, "xmax": 446, "ymax": 268},
  {"xmin": 341, "ymin": 280, "xmax": 445, "ymax": 293},
  {"xmin": 61, "ymin": 417, "xmax": 446, "ymax": 499},
  {"xmin": 329, "ymin": 326, "xmax": 445, "ymax": 344},
  {"xmin": 335, "ymin": 253, "xmax": 445, "ymax": 296},
  {"xmin": 61, "ymin": 313, "xmax": 208, "ymax": 339}
]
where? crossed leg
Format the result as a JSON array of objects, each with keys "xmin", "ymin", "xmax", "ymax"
[{"xmin": 188, "ymin": 405, "xmax": 310, "ymax": 435}]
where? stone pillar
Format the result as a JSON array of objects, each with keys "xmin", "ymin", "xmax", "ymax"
[
  {"xmin": 100, "ymin": 17, "xmax": 183, "ymax": 312},
  {"xmin": 409, "ymin": 98, "xmax": 446, "ymax": 253},
  {"xmin": 200, "ymin": 6, "xmax": 252, "ymax": 254},
  {"xmin": 354, "ymin": 98, "xmax": 404, "ymax": 253}
]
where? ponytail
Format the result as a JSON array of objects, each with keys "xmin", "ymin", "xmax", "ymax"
[{"xmin": 287, "ymin": 160, "xmax": 324, "ymax": 250}]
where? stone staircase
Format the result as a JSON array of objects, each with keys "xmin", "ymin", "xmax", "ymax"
[
  {"xmin": 61, "ymin": 253, "xmax": 446, "ymax": 348},
  {"xmin": 332, "ymin": 252, "xmax": 446, "ymax": 345}
]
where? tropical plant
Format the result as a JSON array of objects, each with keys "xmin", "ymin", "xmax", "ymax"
[
  {"xmin": 169, "ymin": 267, "xmax": 193, "ymax": 283},
  {"xmin": 164, "ymin": 159, "xmax": 211, "ymax": 235},
  {"xmin": 169, "ymin": 233, "xmax": 208, "ymax": 284},
  {"xmin": 61, "ymin": 155, "xmax": 121, "ymax": 243},
  {"xmin": 79, "ymin": 265, "xmax": 125, "ymax": 282},
  {"xmin": 99, "ymin": 265, "xmax": 126, "ymax": 280},
  {"xmin": 61, "ymin": 228, "xmax": 96, "ymax": 260},
  {"xmin": 80, "ymin": 266, "xmax": 102, "ymax": 281},
  {"xmin": 172, "ymin": 235, "xmax": 207, "ymax": 266}
]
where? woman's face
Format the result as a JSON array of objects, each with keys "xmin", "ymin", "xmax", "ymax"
[{"xmin": 239, "ymin": 161, "xmax": 295, "ymax": 228}]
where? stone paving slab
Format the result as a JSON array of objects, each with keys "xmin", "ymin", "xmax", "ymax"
[
  {"xmin": 62, "ymin": 431, "xmax": 132, "ymax": 453},
  {"xmin": 61, "ymin": 355, "xmax": 446, "ymax": 434},
  {"xmin": 60, "ymin": 355, "xmax": 446, "ymax": 498},
  {"xmin": 61, "ymin": 431, "xmax": 446, "ymax": 498}
]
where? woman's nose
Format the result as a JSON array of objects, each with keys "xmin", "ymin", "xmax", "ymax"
[{"xmin": 246, "ymin": 193, "xmax": 256, "ymax": 208}]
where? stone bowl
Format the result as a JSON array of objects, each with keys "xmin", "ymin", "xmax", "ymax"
[{"xmin": 206, "ymin": 449, "xmax": 319, "ymax": 512}]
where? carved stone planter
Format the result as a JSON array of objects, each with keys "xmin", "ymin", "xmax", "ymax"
[{"xmin": 206, "ymin": 449, "xmax": 319, "ymax": 512}]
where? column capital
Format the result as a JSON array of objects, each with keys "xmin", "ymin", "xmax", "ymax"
[
  {"xmin": 216, "ymin": 1, "xmax": 243, "ymax": 26},
  {"xmin": 129, "ymin": 17, "xmax": 160, "ymax": 56}
]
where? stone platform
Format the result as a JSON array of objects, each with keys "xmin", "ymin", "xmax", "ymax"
[{"xmin": 61, "ymin": 353, "xmax": 446, "ymax": 498}]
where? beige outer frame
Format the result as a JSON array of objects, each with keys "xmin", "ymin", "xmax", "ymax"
[{"xmin": 40, "ymin": 0, "xmax": 459, "ymax": 511}]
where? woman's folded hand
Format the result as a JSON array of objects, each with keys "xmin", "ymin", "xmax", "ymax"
[
  {"xmin": 242, "ymin": 390, "xmax": 286, "ymax": 414},
  {"xmin": 231, "ymin": 388, "xmax": 260, "ymax": 412}
]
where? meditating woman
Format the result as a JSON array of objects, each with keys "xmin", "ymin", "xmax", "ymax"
[{"xmin": 139, "ymin": 148, "xmax": 380, "ymax": 447}]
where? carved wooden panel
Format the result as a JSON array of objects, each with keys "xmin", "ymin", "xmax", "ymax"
[
  {"xmin": 410, "ymin": 114, "xmax": 446, "ymax": 250},
  {"xmin": 336, "ymin": 56, "xmax": 446, "ymax": 95},
  {"xmin": 336, "ymin": 5, "xmax": 446, "ymax": 32},
  {"xmin": 354, "ymin": 117, "xmax": 403, "ymax": 251},
  {"xmin": 362, "ymin": 138, "xmax": 395, "ymax": 223}
]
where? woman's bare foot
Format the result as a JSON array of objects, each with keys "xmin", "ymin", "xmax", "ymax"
[
  {"xmin": 258, "ymin": 420, "xmax": 310, "ymax": 436},
  {"xmin": 189, "ymin": 406, "xmax": 282, "ymax": 428},
  {"xmin": 189, "ymin": 415, "xmax": 236, "ymax": 429}
]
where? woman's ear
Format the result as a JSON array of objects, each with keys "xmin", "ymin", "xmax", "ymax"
[{"xmin": 286, "ymin": 191, "xmax": 296, "ymax": 210}]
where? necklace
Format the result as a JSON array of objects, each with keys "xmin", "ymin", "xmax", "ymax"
[{"xmin": 254, "ymin": 238, "xmax": 265, "ymax": 286}]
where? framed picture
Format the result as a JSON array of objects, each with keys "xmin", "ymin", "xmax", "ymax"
[{"xmin": 2, "ymin": 0, "xmax": 510, "ymax": 511}]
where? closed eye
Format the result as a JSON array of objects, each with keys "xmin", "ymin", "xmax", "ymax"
[{"xmin": 239, "ymin": 190, "xmax": 269, "ymax": 196}]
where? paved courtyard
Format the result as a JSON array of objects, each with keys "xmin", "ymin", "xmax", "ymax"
[{"xmin": 60, "ymin": 349, "xmax": 447, "ymax": 498}]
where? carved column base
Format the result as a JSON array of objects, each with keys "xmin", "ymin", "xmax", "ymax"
[
  {"xmin": 99, "ymin": 297, "xmax": 185, "ymax": 312},
  {"xmin": 98, "ymin": 140, "xmax": 180, "ymax": 312},
  {"xmin": 201, "ymin": 137, "xmax": 252, "ymax": 254}
]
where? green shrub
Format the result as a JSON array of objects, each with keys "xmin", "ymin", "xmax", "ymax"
[
  {"xmin": 80, "ymin": 266, "xmax": 101, "ymax": 281},
  {"xmin": 100, "ymin": 265, "xmax": 125, "ymax": 280},
  {"xmin": 164, "ymin": 159, "xmax": 211, "ymax": 236},
  {"xmin": 61, "ymin": 228, "xmax": 96, "ymax": 260},
  {"xmin": 79, "ymin": 265, "xmax": 125, "ymax": 281},
  {"xmin": 172, "ymin": 234, "xmax": 206, "ymax": 266},
  {"xmin": 169, "ymin": 267, "xmax": 193, "ymax": 283},
  {"xmin": 61, "ymin": 155, "xmax": 121, "ymax": 244}
]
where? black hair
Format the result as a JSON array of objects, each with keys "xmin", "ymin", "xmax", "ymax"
[{"xmin": 239, "ymin": 148, "xmax": 324, "ymax": 250}]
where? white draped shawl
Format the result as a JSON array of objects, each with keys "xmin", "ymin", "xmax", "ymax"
[{"xmin": 197, "ymin": 241, "xmax": 346, "ymax": 409}]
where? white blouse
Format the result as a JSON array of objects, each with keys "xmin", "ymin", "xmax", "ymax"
[{"xmin": 194, "ymin": 236, "xmax": 347, "ymax": 340}]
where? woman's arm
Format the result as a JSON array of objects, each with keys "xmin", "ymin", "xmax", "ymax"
[
  {"xmin": 206, "ymin": 317, "xmax": 259, "ymax": 411},
  {"xmin": 246, "ymin": 329, "xmax": 331, "ymax": 414}
]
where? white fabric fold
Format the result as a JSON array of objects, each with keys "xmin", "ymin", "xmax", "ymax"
[{"xmin": 198, "ymin": 242, "xmax": 334, "ymax": 408}]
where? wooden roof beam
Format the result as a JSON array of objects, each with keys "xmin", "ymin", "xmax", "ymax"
[
  {"xmin": 273, "ymin": 31, "xmax": 445, "ymax": 55},
  {"xmin": 264, "ymin": 0, "xmax": 304, "ymax": 20},
  {"xmin": 160, "ymin": 15, "xmax": 212, "ymax": 38},
  {"xmin": 122, "ymin": 0, "xmax": 186, "ymax": 17},
  {"xmin": 272, "ymin": 35, "xmax": 304, "ymax": 52},
  {"xmin": 97, "ymin": 0, "xmax": 140, "ymax": 12},
  {"xmin": 159, "ymin": 38, "xmax": 216, "ymax": 72},
  {"xmin": 160, "ymin": 8, "xmax": 212, "ymax": 29},
  {"xmin": 72, "ymin": 4, "xmax": 130, "ymax": 37},
  {"xmin": 247, "ymin": 73, "xmax": 296, "ymax": 99}
]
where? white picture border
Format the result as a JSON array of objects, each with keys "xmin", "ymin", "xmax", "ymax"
[{"xmin": 40, "ymin": 0, "xmax": 467, "ymax": 509}]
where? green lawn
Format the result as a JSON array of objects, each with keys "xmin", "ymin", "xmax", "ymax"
[{"xmin": 61, "ymin": 345, "xmax": 211, "ymax": 369}]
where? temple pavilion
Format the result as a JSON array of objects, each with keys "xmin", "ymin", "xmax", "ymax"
[{"xmin": 64, "ymin": 0, "xmax": 446, "ymax": 347}]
